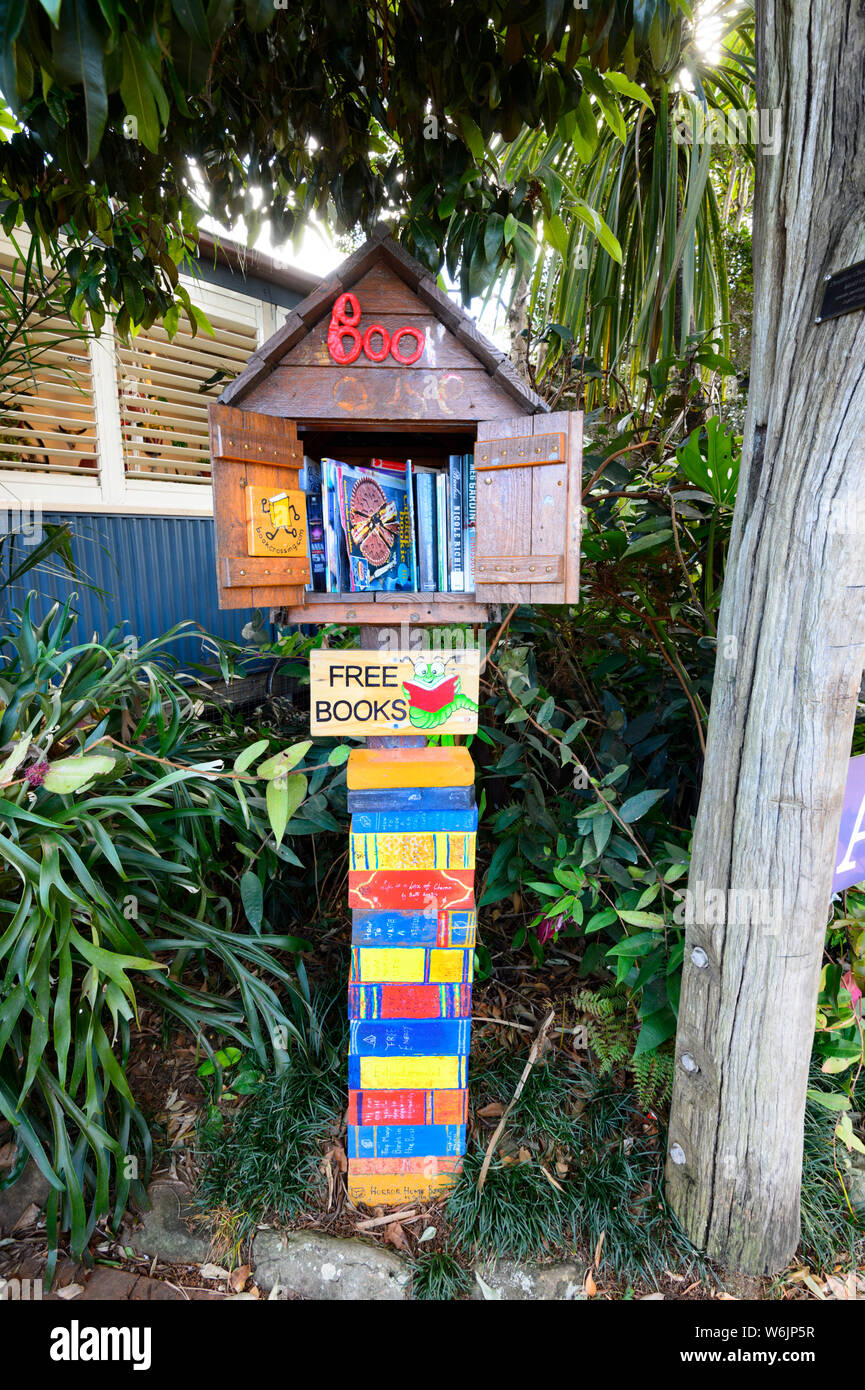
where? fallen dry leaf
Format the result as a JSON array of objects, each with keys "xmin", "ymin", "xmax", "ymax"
[
  {"xmin": 11, "ymin": 1202, "xmax": 40, "ymax": 1231},
  {"xmin": 229, "ymin": 1265, "xmax": 251, "ymax": 1293},
  {"xmin": 477, "ymin": 1102, "xmax": 505, "ymax": 1119},
  {"xmin": 327, "ymin": 1143, "xmax": 348, "ymax": 1174},
  {"xmin": 199, "ymin": 1262, "xmax": 230, "ymax": 1281},
  {"xmin": 56, "ymin": 1284, "xmax": 84, "ymax": 1300},
  {"xmin": 584, "ymin": 1270, "xmax": 597, "ymax": 1297},
  {"xmin": 384, "ymin": 1221, "xmax": 409, "ymax": 1252},
  {"xmin": 821, "ymin": 1273, "xmax": 860, "ymax": 1300}
]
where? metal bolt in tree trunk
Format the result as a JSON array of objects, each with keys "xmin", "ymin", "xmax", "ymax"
[{"xmin": 666, "ymin": 0, "xmax": 865, "ymax": 1273}]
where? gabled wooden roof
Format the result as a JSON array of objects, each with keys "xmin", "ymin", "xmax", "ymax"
[{"xmin": 219, "ymin": 224, "xmax": 547, "ymax": 420}]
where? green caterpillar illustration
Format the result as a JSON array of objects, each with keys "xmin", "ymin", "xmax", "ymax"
[{"xmin": 402, "ymin": 658, "xmax": 479, "ymax": 729}]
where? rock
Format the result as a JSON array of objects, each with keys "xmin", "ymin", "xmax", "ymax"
[
  {"xmin": 470, "ymin": 1260, "xmax": 586, "ymax": 1300},
  {"xmin": 847, "ymin": 1156, "xmax": 865, "ymax": 1213},
  {"xmin": 73, "ymin": 1269, "xmax": 140, "ymax": 1301},
  {"xmin": 252, "ymin": 1229, "xmax": 410, "ymax": 1300},
  {"xmin": 0, "ymin": 1159, "xmax": 51, "ymax": 1236},
  {"xmin": 126, "ymin": 1180, "xmax": 212, "ymax": 1265}
]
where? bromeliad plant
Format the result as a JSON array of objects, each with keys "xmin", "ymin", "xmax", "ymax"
[{"xmin": 0, "ymin": 594, "xmax": 347, "ymax": 1273}]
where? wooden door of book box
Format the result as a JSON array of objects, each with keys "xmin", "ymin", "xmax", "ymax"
[{"xmin": 208, "ymin": 231, "xmax": 582, "ymax": 1205}]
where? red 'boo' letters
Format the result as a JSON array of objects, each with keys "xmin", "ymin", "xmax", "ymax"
[{"xmin": 327, "ymin": 292, "xmax": 425, "ymax": 366}]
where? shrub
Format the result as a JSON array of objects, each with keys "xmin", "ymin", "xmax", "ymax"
[{"xmin": 0, "ymin": 594, "xmax": 347, "ymax": 1274}]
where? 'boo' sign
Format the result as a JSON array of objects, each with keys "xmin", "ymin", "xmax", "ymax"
[{"xmin": 309, "ymin": 650, "xmax": 480, "ymax": 737}]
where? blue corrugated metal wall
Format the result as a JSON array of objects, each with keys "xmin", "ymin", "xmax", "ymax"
[{"xmin": 6, "ymin": 513, "xmax": 255, "ymax": 669}]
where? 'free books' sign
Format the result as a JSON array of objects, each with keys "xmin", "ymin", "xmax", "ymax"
[{"xmin": 310, "ymin": 650, "xmax": 480, "ymax": 737}]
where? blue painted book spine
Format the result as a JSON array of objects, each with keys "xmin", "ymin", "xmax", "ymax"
[
  {"xmin": 347, "ymin": 785, "xmax": 475, "ymax": 812},
  {"xmin": 351, "ymin": 809, "xmax": 478, "ymax": 833},
  {"xmin": 351, "ymin": 909, "xmax": 477, "ymax": 946},
  {"xmin": 348, "ymin": 1124, "xmax": 466, "ymax": 1158},
  {"xmin": 349, "ymin": 1018, "xmax": 471, "ymax": 1057}
]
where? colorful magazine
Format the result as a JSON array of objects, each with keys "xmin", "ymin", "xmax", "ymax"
[{"xmin": 335, "ymin": 461, "xmax": 415, "ymax": 592}]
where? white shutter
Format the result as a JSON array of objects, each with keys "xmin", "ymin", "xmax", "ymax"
[
  {"xmin": 0, "ymin": 242, "xmax": 99, "ymax": 478},
  {"xmin": 116, "ymin": 282, "xmax": 260, "ymax": 484}
]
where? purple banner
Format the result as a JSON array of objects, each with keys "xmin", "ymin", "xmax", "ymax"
[{"xmin": 834, "ymin": 754, "xmax": 865, "ymax": 893}]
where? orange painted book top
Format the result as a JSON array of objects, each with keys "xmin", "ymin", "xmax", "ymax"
[{"xmin": 347, "ymin": 747, "xmax": 475, "ymax": 790}]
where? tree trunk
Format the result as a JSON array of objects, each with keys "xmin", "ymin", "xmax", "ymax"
[
  {"xmin": 665, "ymin": 1, "xmax": 865, "ymax": 1274},
  {"xmin": 507, "ymin": 272, "xmax": 530, "ymax": 380}
]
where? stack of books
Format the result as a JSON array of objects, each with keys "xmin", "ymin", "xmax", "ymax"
[{"xmin": 301, "ymin": 455, "xmax": 475, "ymax": 595}]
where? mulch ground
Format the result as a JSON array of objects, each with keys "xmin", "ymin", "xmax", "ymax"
[{"xmin": 1, "ymin": 914, "xmax": 862, "ymax": 1303}]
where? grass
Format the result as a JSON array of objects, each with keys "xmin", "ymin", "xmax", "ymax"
[
  {"xmin": 799, "ymin": 1070, "xmax": 865, "ymax": 1271},
  {"xmin": 410, "ymin": 1250, "xmax": 472, "ymax": 1301},
  {"xmin": 189, "ymin": 1009, "xmax": 861, "ymax": 1288},
  {"xmin": 446, "ymin": 1050, "xmax": 709, "ymax": 1286},
  {"xmin": 193, "ymin": 1056, "xmax": 345, "ymax": 1261}
]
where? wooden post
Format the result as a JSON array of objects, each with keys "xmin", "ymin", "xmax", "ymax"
[{"xmin": 665, "ymin": 0, "xmax": 865, "ymax": 1274}]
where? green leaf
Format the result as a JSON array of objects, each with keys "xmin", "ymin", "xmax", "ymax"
[
  {"xmin": 457, "ymin": 112, "xmax": 485, "ymax": 165},
  {"xmin": 43, "ymin": 754, "xmax": 115, "ymax": 793},
  {"xmin": 624, "ymin": 529, "xmax": 673, "ymax": 557},
  {"xmin": 240, "ymin": 871, "xmax": 263, "ymax": 931},
  {"xmin": 527, "ymin": 881, "xmax": 562, "ymax": 898},
  {"xmin": 258, "ymin": 741, "xmax": 311, "ymax": 780},
  {"xmin": 604, "ymin": 72, "xmax": 654, "ymax": 111},
  {"xmin": 233, "ymin": 738, "xmax": 269, "ymax": 773},
  {"xmin": 633, "ymin": 1008, "xmax": 677, "ymax": 1055},
  {"xmin": 542, "ymin": 212, "xmax": 570, "ymax": 258},
  {"xmin": 36, "ymin": 0, "xmax": 61, "ymax": 26},
  {"xmin": 52, "ymin": 0, "xmax": 109, "ymax": 162},
  {"xmin": 676, "ymin": 417, "xmax": 740, "ymax": 508},
  {"xmin": 197, "ymin": 1047, "xmax": 242, "ymax": 1078},
  {"xmin": 806, "ymin": 1089, "xmax": 851, "ymax": 1113},
  {"xmin": 171, "ymin": 0, "xmax": 210, "ymax": 47},
  {"xmin": 618, "ymin": 788, "xmax": 666, "ymax": 823},
  {"xmin": 119, "ymin": 31, "xmax": 167, "ymax": 155},
  {"xmin": 327, "ymin": 745, "xmax": 351, "ymax": 767},
  {"xmin": 616, "ymin": 909, "xmax": 665, "ymax": 928},
  {"xmin": 536, "ymin": 695, "xmax": 555, "ymax": 726},
  {"xmin": 820, "ymin": 1053, "xmax": 859, "ymax": 1075},
  {"xmin": 605, "ymin": 930, "xmax": 656, "ymax": 957},
  {"xmin": 570, "ymin": 199, "xmax": 622, "ymax": 264},
  {"xmin": 592, "ymin": 813, "xmax": 612, "ymax": 856},
  {"xmin": 266, "ymin": 772, "xmax": 307, "ymax": 847},
  {"xmin": 585, "ymin": 907, "xmax": 617, "ymax": 934}
]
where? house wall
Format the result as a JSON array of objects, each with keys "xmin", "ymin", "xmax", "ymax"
[
  {"xmin": 6, "ymin": 512, "xmax": 247, "ymax": 669},
  {"xmin": 1, "ymin": 237, "xmax": 316, "ymax": 658}
]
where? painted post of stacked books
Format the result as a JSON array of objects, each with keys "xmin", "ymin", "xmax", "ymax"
[{"xmin": 346, "ymin": 746, "xmax": 477, "ymax": 1205}]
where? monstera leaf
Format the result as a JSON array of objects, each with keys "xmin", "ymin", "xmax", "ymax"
[{"xmin": 675, "ymin": 417, "xmax": 741, "ymax": 508}]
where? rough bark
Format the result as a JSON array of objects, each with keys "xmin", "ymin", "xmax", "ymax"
[{"xmin": 665, "ymin": 1, "xmax": 865, "ymax": 1273}]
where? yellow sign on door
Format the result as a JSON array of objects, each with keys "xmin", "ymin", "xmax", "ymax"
[
  {"xmin": 310, "ymin": 649, "xmax": 480, "ymax": 737},
  {"xmin": 245, "ymin": 485, "xmax": 307, "ymax": 558}
]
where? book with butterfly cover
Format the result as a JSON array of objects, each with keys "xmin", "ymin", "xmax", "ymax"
[{"xmin": 334, "ymin": 460, "xmax": 415, "ymax": 592}]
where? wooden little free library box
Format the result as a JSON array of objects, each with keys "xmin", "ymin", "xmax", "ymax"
[{"xmin": 209, "ymin": 228, "xmax": 582, "ymax": 625}]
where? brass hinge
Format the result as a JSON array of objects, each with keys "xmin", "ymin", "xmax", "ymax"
[
  {"xmin": 474, "ymin": 432, "xmax": 566, "ymax": 471},
  {"xmin": 475, "ymin": 555, "xmax": 563, "ymax": 583}
]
